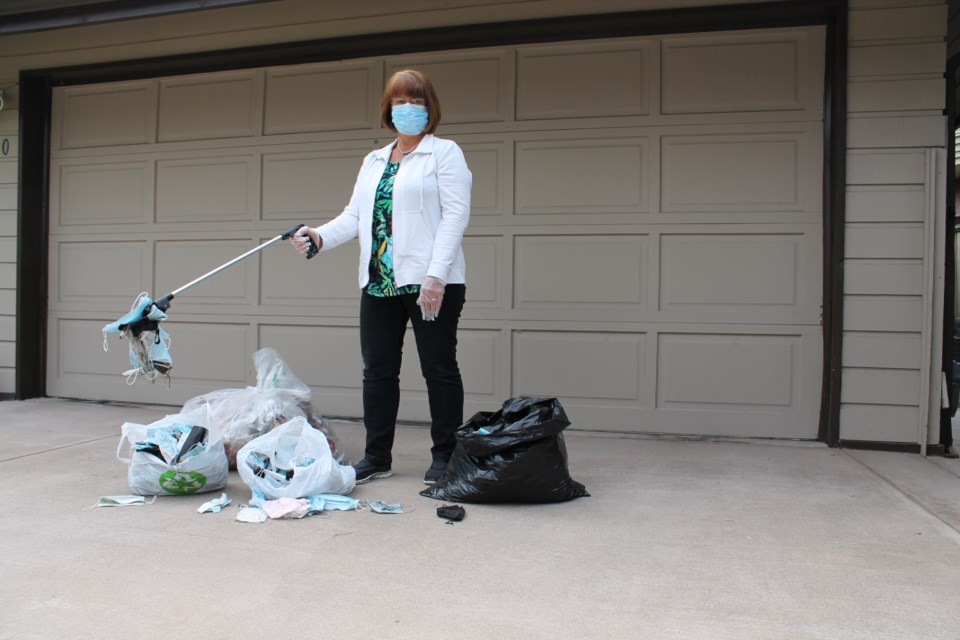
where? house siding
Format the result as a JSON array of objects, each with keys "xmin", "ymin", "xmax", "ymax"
[
  {"xmin": 843, "ymin": 0, "xmax": 947, "ymax": 443},
  {"xmin": 0, "ymin": 98, "xmax": 17, "ymax": 396}
]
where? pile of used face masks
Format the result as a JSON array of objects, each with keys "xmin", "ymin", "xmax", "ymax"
[{"xmin": 118, "ymin": 411, "xmax": 229, "ymax": 496}]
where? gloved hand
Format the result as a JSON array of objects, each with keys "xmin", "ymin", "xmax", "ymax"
[
  {"xmin": 417, "ymin": 276, "xmax": 445, "ymax": 321},
  {"xmin": 292, "ymin": 227, "xmax": 320, "ymax": 256}
]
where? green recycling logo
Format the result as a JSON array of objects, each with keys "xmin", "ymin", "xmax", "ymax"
[{"xmin": 159, "ymin": 470, "xmax": 207, "ymax": 494}]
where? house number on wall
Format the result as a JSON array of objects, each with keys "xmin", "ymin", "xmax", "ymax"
[{"xmin": 1, "ymin": 139, "xmax": 8, "ymax": 156}]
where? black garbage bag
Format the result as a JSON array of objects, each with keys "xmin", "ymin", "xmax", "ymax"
[{"xmin": 420, "ymin": 396, "xmax": 589, "ymax": 504}]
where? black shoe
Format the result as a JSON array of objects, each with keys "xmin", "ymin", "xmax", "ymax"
[
  {"xmin": 423, "ymin": 460, "xmax": 448, "ymax": 485},
  {"xmin": 353, "ymin": 459, "xmax": 392, "ymax": 484}
]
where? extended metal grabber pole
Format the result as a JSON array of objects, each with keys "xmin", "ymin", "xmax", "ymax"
[{"xmin": 152, "ymin": 223, "xmax": 317, "ymax": 313}]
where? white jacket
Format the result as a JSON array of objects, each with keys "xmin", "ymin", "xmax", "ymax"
[{"xmin": 314, "ymin": 134, "xmax": 472, "ymax": 289}]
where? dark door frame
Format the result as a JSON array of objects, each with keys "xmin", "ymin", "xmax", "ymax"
[
  {"xmin": 17, "ymin": 0, "xmax": 849, "ymax": 445},
  {"xmin": 943, "ymin": 52, "xmax": 960, "ymax": 455}
]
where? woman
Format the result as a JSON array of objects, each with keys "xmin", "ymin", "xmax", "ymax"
[{"xmin": 292, "ymin": 69, "xmax": 471, "ymax": 485}]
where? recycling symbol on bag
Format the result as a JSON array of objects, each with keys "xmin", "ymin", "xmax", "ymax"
[{"xmin": 159, "ymin": 470, "xmax": 207, "ymax": 494}]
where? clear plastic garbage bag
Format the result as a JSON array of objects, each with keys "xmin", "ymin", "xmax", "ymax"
[
  {"xmin": 237, "ymin": 416, "xmax": 356, "ymax": 499},
  {"xmin": 117, "ymin": 409, "xmax": 228, "ymax": 496},
  {"xmin": 182, "ymin": 348, "xmax": 346, "ymax": 469}
]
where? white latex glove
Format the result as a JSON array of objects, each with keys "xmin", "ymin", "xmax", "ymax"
[
  {"xmin": 291, "ymin": 226, "xmax": 320, "ymax": 256},
  {"xmin": 417, "ymin": 276, "xmax": 445, "ymax": 321}
]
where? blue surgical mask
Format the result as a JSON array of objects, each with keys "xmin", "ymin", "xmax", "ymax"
[{"xmin": 392, "ymin": 103, "xmax": 429, "ymax": 136}]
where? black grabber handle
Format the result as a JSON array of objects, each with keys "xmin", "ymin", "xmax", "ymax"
[{"xmin": 282, "ymin": 223, "xmax": 319, "ymax": 259}]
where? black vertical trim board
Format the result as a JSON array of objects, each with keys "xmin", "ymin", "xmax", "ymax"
[
  {"xmin": 15, "ymin": 74, "xmax": 51, "ymax": 400},
  {"xmin": 16, "ymin": 1, "xmax": 848, "ymax": 445},
  {"xmin": 820, "ymin": 1, "xmax": 848, "ymax": 447},
  {"xmin": 943, "ymin": 55, "xmax": 959, "ymax": 452}
]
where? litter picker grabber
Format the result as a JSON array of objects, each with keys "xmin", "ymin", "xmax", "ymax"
[{"xmin": 103, "ymin": 224, "xmax": 317, "ymax": 384}]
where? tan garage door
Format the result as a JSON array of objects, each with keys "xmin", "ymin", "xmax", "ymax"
[{"xmin": 47, "ymin": 26, "xmax": 824, "ymax": 438}]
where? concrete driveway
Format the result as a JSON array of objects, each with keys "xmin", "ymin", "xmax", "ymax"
[{"xmin": 1, "ymin": 398, "xmax": 959, "ymax": 640}]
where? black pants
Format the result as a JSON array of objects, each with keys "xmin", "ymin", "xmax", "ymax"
[{"xmin": 359, "ymin": 285, "xmax": 465, "ymax": 466}]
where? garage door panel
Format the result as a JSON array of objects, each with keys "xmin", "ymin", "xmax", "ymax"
[
  {"xmin": 265, "ymin": 61, "xmax": 380, "ymax": 134},
  {"xmin": 260, "ymin": 324, "xmax": 361, "ymax": 389},
  {"xmin": 55, "ymin": 81, "xmax": 156, "ymax": 149},
  {"xmin": 514, "ymin": 234, "xmax": 647, "ymax": 308},
  {"xmin": 661, "ymin": 131, "xmax": 812, "ymax": 212},
  {"xmin": 513, "ymin": 331, "xmax": 645, "ymax": 402},
  {"xmin": 516, "ymin": 138, "xmax": 648, "ymax": 214},
  {"xmin": 262, "ymin": 147, "xmax": 370, "ymax": 220},
  {"xmin": 661, "ymin": 29, "xmax": 821, "ymax": 114},
  {"xmin": 159, "ymin": 70, "xmax": 261, "ymax": 141},
  {"xmin": 55, "ymin": 241, "xmax": 149, "ymax": 304},
  {"xmin": 657, "ymin": 333, "xmax": 802, "ymax": 410},
  {"xmin": 261, "ymin": 239, "xmax": 361, "ymax": 306},
  {"xmin": 461, "ymin": 236, "xmax": 502, "ymax": 309},
  {"xmin": 388, "ymin": 51, "xmax": 509, "ymax": 124},
  {"xmin": 458, "ymin": 329, "xmax": 501, "ymax": 398},
  {"xmin": 517, "ymin": 41, "xmax": 651, "ymax": 120},
  {"xmin": 156, "ymin": 156, "xmax": 257, "ymax": 223},
  {"xmin": 261, "ymin": 325, "xmax": 502, "ymax": 423},
  {"xmin": 155, "ymin": 240, "xmax": 255, "ymax": 305},
  {"xmin": 62, "ymin": 318, "xmax": 135, "ymax": 378},
  {"xmin": 161, "ymin": 321, "xmax": 249, "ymax": 384},
  {"xmin": 401, "ymin": 328, "xmax": 501, "ymax": 397},
  {"xmin": 55, "ymin": 161, "xmax": 152, "ymax": 226},
  {"xmin": 659, "ymin": 232, "xmax": 811, "ymax": 315},
  {"xmin": 459, "ymin": 142, "xmax": 510, "ymax": 217},
  {"xmin": 51, "ymin": 318, "xmax": 247, "ymax": 402}
]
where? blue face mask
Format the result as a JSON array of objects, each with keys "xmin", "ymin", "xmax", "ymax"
[{"xmin": 392, "ymin": 103, "xmax": 429, "ymax": 136}]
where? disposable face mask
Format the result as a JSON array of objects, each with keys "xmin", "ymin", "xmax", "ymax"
[
  {"xmin": 392, "ymin": 104, "xmax": 428, "ymax": 136},
  {"xmin": 362, "ymin": 500, "xmax": 415, "ymax": 514},
  {"xmin": 236, "ymin": 505, "xmax": 268, "ymax": 523},
  {"xmin": 308, "ymin": 494, "xmax": 360, "ymax": 513},
  {"xmin": 85, "ymin": 495, "xmax": 157, "ymax": 510},
  {"xmin": 197, "ymin": 492, "xmax": 231, "ymax": 514},
  {"xmin": 261, "ymin": 497, "xmax": 310, "ymax": 520}
]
